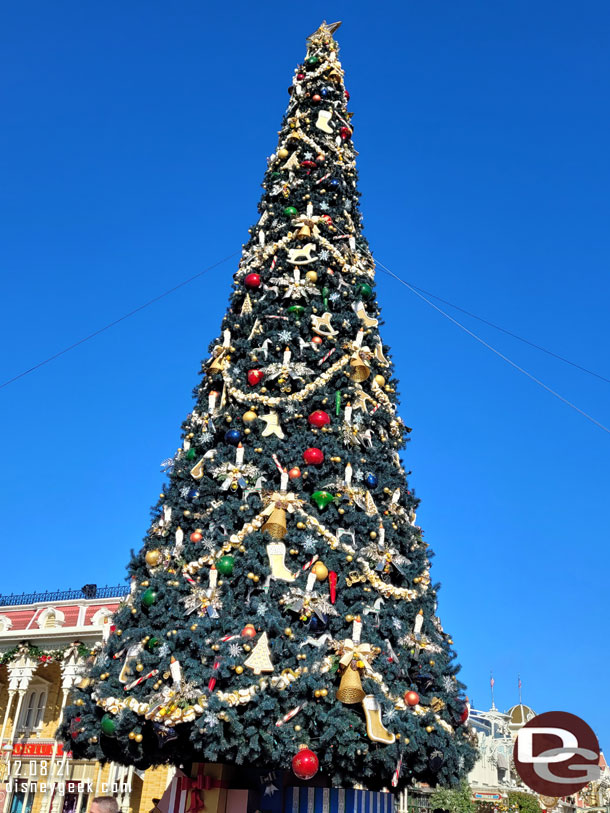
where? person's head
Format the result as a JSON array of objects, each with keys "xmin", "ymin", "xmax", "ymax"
[{"xmin": 90, "ymin": 797, "xmax": 119, "ymax": 813}]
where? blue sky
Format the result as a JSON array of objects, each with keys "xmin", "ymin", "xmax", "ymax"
[{"xmin": 2, "ymin": 1, "xmax": 609, "ymax": 751}]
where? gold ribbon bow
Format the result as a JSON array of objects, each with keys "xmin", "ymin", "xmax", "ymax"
[{"xmin": 339, "ymin": 639, "xmax": 374, "ymax": 671}]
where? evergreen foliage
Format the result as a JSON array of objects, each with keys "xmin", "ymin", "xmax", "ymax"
[
  {"xmin": 60, "ymin": 22, "xmax": 477, "ymax": 790},
  {"xmin": 430, "ymin": 781, "xmax": 476, "ymax": 813}
]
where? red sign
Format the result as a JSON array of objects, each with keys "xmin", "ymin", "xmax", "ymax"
[{"xmin": 11, "ymin": 742, "xmax": 67, "ymax": 757}]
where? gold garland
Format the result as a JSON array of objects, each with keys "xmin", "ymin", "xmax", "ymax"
[{"xmin": 223, "ymin": 353, "xmax": 350, "ymax": 406}]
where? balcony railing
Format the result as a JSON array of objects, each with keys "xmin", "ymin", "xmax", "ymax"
[{"xmin": 0, "ymin": 585, "xmax": 130, "ymax": 606}]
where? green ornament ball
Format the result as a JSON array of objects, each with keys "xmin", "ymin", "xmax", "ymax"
[
  {"xmin": 283, "ymin": 206, "xmax": 298, "ymax": 217},
  {"xmin": 185, "ymin": 448, "xmax": 197, "ymax": 460},
  {"xmin": 141, "ymin": 588, "xmax": 157, "ymax": 608},
  {"xmin": 216, "ymin": 555, "xmax": 235, "ymax": 576},
  {"xmin": 287, "ymin": 305, "xmax": 305, "ymax": 317},
  {"xmin": 146, "ymin": 636, "xmax": 160, "ymax": 651},
  {"xmin": 311, "ymin": 490, "xmax": 334, "ymax": 510},
  {"xmin": 357, "ymin": 283, "xmax": 373, "ymax": 299},
  {"xmin": 306, "ymin": 56, "xmax": 320, "ymax": 66},
  {"xmin": 100, "ymin": 714, "xmax": 117, "ymax": 736}
]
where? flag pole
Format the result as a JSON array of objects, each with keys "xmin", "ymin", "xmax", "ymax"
[{"xmin": 490, "ymin": 671, "xmax": 496, "ymax": 710}]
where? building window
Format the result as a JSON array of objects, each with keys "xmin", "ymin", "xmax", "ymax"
[
  {"xmin": 9, "ymin": 792, "xmax": 35, "ymax": 813},
  {"xmin": 18, "ymin": 688, "xmax": 47, "ymax": 731},
  {"xmin": 36, "ymin": 607, "xmax": 65, "ymax": 629},
  {"xmin": 0, "ymin": 614, "xmax": 13, "ymax": 631},
  {"xmin": 61, "ymin": 792, "xmax": 89, "ymax": 813}
]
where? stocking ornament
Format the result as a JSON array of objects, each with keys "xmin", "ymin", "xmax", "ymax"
[{"xmin": 266, "ymin": 542, "xmax": 296, "ymax": 581}]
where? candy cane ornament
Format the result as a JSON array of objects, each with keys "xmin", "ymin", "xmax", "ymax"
[
  {"xmin": 275, "ymin": 702, "xmax": 307, "ymax": 727},
  {"xmin": 124, "ymin": 669, "xmax": 159, "ymax": 691}
]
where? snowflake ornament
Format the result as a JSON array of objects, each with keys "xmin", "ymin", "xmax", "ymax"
[
  {"xmin": 303, "ymin": 536, "xmax": 317, "ymax": 552},
  {"xmin": 180, "ymin": 486, "xmax": 191, "ymax": 499},
  {"xmin": 277, "ymin": 329, "xmax": 293, "ymax": 343},
  {"xmin": 318, "ymin": 249, "xmax": 330, "ymax": 260},
  {"xmin": 204, "ymin": 712, "xmax": 220, "ymax": 728},
  {"xmin": 229, "ymin": 643, "xmax": 242, "ymax": 658},
  {"xmin": 442, "ymin": 675, "xmax": 457, "ymax": 693}
]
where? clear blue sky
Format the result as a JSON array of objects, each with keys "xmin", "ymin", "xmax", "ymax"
[{"xmin": 2, "ymin": 1, "xmax": 609, "ymax": 751}]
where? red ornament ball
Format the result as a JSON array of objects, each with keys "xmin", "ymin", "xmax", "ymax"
[
  {"xmin": 339, "ymin": 126, "xmax": 352, "ymax": 141},
  {"xmin": 297, "ymin": 73, "xmax": 305, "ymax": 80},
  {"xmin": 190, "ymin": 531, "xmax": 203, "ymax": 543},
  {"xmin": 404, "ymin": 690, "xmax": 420, "ymax": 706},
  {"xmin": 311, "ymin": 94, "xmax": 322, "ymax": 103},
  {"xmin": 292, "ymin": 747, "xmax": 319, "ymax": 780},
  {"xmin": 303, "ymin": 447, "xmax": 324, "ymax": 466},
  {"xmin": 345, "ymin": 90, "xmax": 351, "ymax": 101},
  {"xmin": 312, "ymin": 336, "xmax": 323, "ymax": 345},
  {"xmin": 244, "ymin": 273, "xmax": 261, "ymax": 289},
  {"xmin": 308, "ymin": 410, "xmax": 330, "ymax": 428},
  {"xmin": 460, "ymin": 702, "xmax": 470, "ymax": 723},
  {"xmin": 289, "ymin": 467, "xmax": 302, "ymax": 479},
  {"xmin": 247, "ymin": 369, "xmax": 264, "ymax": 386},
  {"xmin": 241, "ymin": 624, "xmax": 257, "ymax": 638}
]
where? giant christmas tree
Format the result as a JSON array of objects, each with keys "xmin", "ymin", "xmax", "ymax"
[{"xmin": 62, "ymin": 22, "xmax": 477, "ymax": 790}]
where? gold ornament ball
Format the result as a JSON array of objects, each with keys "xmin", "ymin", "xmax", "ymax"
[
  {"xmin": 243, "ymin": 644, "xmax": 251, "ymax": 652},
  {"xmin": 312, "ymin": 561, "xmax": 328, "ymax": 581},
  {"xmin": 136, "ymin": 663, "xmax": 143, "ymax": 672},
  {"xmin": 284, "ymin": 627, "xmax": 293, "ymax": 636},
  {"xmin": 320, "ymin": 688, "xmax": 328, "ymax": 697},
  {"xmin": 426, "ymin": 726, "xmax": 434, "ymax": 733},
  {"xmin": 145, "ymin": 549, "xmax": 162, "ymax": 567},
  {"xmin": 235, "ymin": 665, "xmax": 244, "ymax": 674},
  {"xmin": 128, "ymin": 732, "xmax": 136, "ymax": 740},
  {"xmin": 190, "ymin": 624, "xmax": 198, "ymax": 631},
  {"xmin": 294, "ymin": 725, "xmax": 302, "ymax": 732},
  {"xmin": 346, "ymin": 554, "xmax": 353, "ymax": 562},
  {"xmin": 338, "ymin": 508, "xmax": 345, "ymax": 515},
  {"xmin": 297, "ymin": 521, "xmax": 306, "ymax": 530},
  {"xmin": 374, "ymin": 375, "xmax": 386, "ymax": 386},
  {"xmin": 135, "ymin": 734, "xmax": 143, "ymax": 743},
  {"xmin": 305, "ymin": 270, "xmax": 318, "ymax": 283},
  {"xmin": 369, "ymin": 531, "xmax": 377, "ymax": 540},
  {"xmin": 345, "ymin": 614, "xmax": 354, "ymax": 622},
  {"xmin": 278, "ymin": 148, "xmax": 289, "ymax": 159},
  {"xmin": 243, "ymin": 410, "xmax": 257, "ymax": 423}
]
